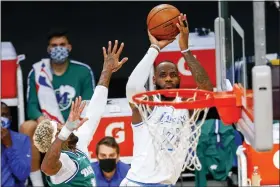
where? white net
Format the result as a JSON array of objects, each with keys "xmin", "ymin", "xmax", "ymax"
[{"xmin": 134, "ymin": 92, "xmax": 209, "ymax": 181}]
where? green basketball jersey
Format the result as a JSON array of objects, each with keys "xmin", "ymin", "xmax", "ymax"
[
  {"xmin": 46, "ymin": 149, "xmax": 96, "ymax": 187},
  {"xmin": 27, "ymin": 60, "xmax": 95, "ymax": 121}
]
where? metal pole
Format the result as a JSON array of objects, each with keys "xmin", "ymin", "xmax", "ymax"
[{"xmin": 253, "ymin": 2, "xmax": 267, "ymax": 66}]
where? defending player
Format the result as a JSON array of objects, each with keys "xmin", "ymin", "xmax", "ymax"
[
  {"xmin": 33, "ymin": 40, "xmax": 128, "ymax": 187},
  {"xmin": 122, "ymin": 14, "xmax": 213, "ymax": 186}
]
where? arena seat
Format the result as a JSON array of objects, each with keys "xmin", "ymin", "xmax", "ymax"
[{"xmin": 1, "ymin": 42, "xmax": 25, "ymax": 130}]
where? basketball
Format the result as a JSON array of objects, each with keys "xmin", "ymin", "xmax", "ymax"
[{"xmin": 147, "ymin": 4, "xmax": 181, "ymax": 40}]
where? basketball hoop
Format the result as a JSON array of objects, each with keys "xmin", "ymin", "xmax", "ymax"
[
  {"xmin": 132, "ymin": 84, "xmax": 243, "ymax": 173},
  {"xmin": 133, "ymin": 84, "xmax": 244, "ymax": 125}
]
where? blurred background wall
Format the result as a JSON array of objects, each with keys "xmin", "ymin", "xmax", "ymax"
[{"xmin": 2, "ymin": 1, "xmax": 279, "ymax": 98}]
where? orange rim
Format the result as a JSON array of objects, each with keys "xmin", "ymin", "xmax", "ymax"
[
  {"xmin": 132, "ymin": 85, "xmax": 254, "ymax": 124},
  {"xmin": 132, "ymin": 88, "xmax": 240, "ymax": 109},
  {"xmin": 132, "ymin": 84, "xmax": 252, "ymax": 108},
  {"xmin": 132, "ymin": 89, "xmax": 214, "ymax": 109}
]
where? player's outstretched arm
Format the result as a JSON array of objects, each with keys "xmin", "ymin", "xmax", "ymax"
[
  {"xmin": 176, "ymin": 14, "xmax": 213, "ymax": 91},
  {"xmin": 41, "ymin": 97, "xmax": 88, "ymax": 176},
  {"xmin": 126, "ymin": 31, "xmax": 174, "ymax": 123},
  {"xmin": 75, "ymin": 40, "xmax": 128, "ymax": 150}
]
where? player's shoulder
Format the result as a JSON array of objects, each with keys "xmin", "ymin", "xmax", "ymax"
[
  {"xmin": 117, "ymin": 161, "xmax": 130, "ymax": 177},
  {"xmin": 69, "ymin": 60, "xmax": 93, "ymax": 74},
  {"xmin": 91, "ymin": 161, "xmax": 99, "ymax": 170},
  {"xmin": 118, "ymin": 160, "xmax": 130, "ymax": 170}
]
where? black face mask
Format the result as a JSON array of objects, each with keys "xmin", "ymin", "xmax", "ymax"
[{"xmin": 99, "ymin": 158, "xmax": 117, "ymax": 173}]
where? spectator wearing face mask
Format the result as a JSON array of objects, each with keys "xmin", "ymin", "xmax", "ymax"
[
  {"xmin": 92, "ymin": 136, "xmax": 130, "ymax": 187},
  {"xmin": 19, "ymin": 28, "xmax": 95, "ymax": 186},
  {"xmin": 1, "ymin": 102, "xmax": 31, "ymax": 187}
]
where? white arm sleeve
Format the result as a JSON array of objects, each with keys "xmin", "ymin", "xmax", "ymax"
[
  {"xmin": 126, "ymin": 47, "xmax": 159, "ymax": 102},
  {"xmin": 49, "ymin": 153, "xmax": 77, "ymax": 184},
  {"xmin": 74, "ymin": 85, "xmax": 108, "ymax": 154}
]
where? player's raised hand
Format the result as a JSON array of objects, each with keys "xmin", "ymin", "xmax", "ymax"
[
  {"xmin": 148, "ymin": 30, "xmax": 175, "ymax": 50},
  {"xmin": 102, "ymin": 40, "xmax": 128, "ymax": 73},
  {"xmin": 176, "ymin": 13, "xmax": 189, "ymax": 51},
  {"xmin": 66, "ymin": 96, "xmax": 88, "ymax": 131}
]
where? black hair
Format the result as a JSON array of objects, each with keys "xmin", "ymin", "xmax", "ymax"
[
  {"xmin": 47, "ymin": 28, "xmax": 71, "ymax": 45},
  {"xmin": 95, "ymin": 136, "xmax": 120, "ymax": 155}
]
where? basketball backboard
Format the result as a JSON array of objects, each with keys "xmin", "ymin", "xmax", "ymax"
[{"xmin": 215, "ymin": 2, "xmax": 274, "ymax": 152}]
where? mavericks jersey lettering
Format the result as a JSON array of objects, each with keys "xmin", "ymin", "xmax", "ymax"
[{"xmin": 46, "ymin": 149, "xmax": 95, "ymax": 187}]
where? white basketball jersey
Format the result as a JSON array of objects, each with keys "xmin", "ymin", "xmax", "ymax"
[{"xmin": 126, "ymin": 103, "xmax": 190, "ymax": 184}]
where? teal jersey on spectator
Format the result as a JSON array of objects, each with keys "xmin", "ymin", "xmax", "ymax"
[
  {"xmin": 46, "ymin": 149, "xmax": 96, "ymax": 187},
  {"xmin": 27, "ymin": 60, "xmax": 95, "ymax": 121}
]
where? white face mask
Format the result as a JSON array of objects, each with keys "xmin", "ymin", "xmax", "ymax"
[
  {"xmin": 50, "ymin": 121, "xmax": 58, "ymax": 143},
  {"xmin": 49, "ymin": 46, "xmax": 69, "ymax": 64}
]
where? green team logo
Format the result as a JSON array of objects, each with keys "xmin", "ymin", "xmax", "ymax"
[{"xmin": 55, "ymin": 85, "xmax": 76, "ymax": 111}]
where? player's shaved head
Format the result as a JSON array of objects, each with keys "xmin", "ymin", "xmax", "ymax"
[
  {"xmin": 153, "ymin": 61, "xmax": 180, "ymax": 90},
  {"xmin": 154, "ymin": 61, "xmax": 178, "ymax": 72}
]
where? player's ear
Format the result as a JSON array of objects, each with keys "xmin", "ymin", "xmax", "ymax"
[{"xmin": 153, "ymin": 75, "xmax": 156, "ymax": 85}]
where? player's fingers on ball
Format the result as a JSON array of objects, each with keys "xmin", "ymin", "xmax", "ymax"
[
  {"xmin": 178, "ymin": 14, "xmax": 182, "ymax": 22},
  {"xmin": 112, "ymin": 40, "xmax": 118, "ymax": 54},
  {"xmin": 179, "ymin": 15, "xmax": 184, "ymax": 26},
  {"xmin": 176, "ymin": 23, "xmax": 182, "ymax": 31},
  {"xmin": 108, "ymin": 41, "xmax": 112, "ymax": 54},
  {"xmin": 147, "ymin": 29, "xmax": 152, "ymax": 36},
  {"xmin": 183, "ymin": 20, "xmax": 188, "ymax": 28},
  {"xmin": 116, "ymin": 42, "xmax": 124, "ymax": 56},
  {"xmin": 169, "ymin": 38, "xmax": 176, "ymax": 43},
  {"xmin": 102, "ymin": 47, "xmax": 107, "ymax": 57}
]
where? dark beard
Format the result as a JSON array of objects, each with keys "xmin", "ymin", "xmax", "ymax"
[{"xmin": 155, "ymin": 83, "xmax": 180, "ymax": 101}]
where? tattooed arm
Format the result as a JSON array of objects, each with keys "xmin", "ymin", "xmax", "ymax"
[
  {"xmin": 176, "ymin": 14, "xmax": 213, "ymax": 91},
  {"xmin": 182, "ymin": 51, "xmax": 213, "ymax": 91},
  {"xmin": 40, "ymin": 138, "xmax": 64, "ymax": 176}
]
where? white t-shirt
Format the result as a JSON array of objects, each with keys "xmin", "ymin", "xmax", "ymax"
[{"xmin": 126, "ymin": 105, "xmax": 190, "ymax": 185}]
